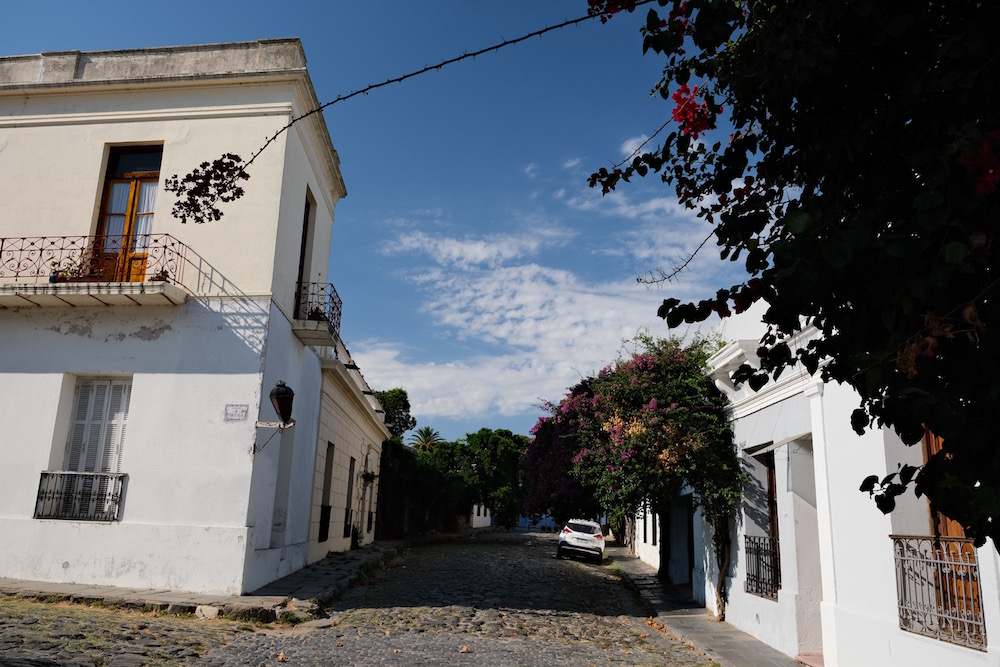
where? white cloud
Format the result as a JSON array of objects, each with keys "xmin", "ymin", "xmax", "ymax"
[
  {"xmin": 351, "ymin": 176, "xmax": 744, "ymax": 430},
  {"xmin": 620, "ymin": 134, "xmax": 650, "ymax": 158},
  {"xmin": 355, "ymin": 230, "xmax": 722, "ymax": 422},
  {"xmin": 379, "ymin": 227, "xmax": 572, "ymax": 269},
  {"xmin": 562, "ymin": 157, "xmax": 583, "ymax": 169},
  {"xmin": 523, "ymin": 162, "xmax": 539, "ymax": 178}
]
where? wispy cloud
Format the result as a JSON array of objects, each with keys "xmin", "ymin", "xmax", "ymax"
[
  {"xmin": 523, "ymin": 162, "xmax": 539, "ymax": 178},
  {"xmin": 620, "ymin": 134, "xmax": 650, "ymax": 158},
  {"xmin": 357, "ymin": 223, "xmax": 724, "ymax": 423},
  {"xmin": 563, "ymin": 157, "xmax": 583, "ymax": 169},
  {"xmin": 353, "ymin": 171, "xmax": 745, "ymax": 432},
  {"xmin": 380, "ymin": 227, "xmax": 572, "ymax": 269}
]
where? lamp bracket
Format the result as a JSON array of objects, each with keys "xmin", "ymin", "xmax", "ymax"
[{"xmin": 255, "ymin": 420, "xmax": 296, "ymax": 429}]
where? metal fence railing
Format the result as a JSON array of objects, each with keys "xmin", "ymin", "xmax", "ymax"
[
  {"xmin": 0, "ymin": 234, "xmax": 188, "ymax": 287},
  {"xmin": 294, "ymin": 281, "xmax": 343, "ymax": 338}
]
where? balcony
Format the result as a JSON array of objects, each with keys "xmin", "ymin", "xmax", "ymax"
[
  {"xmin": 0, "ymin": 234, "xmax": 189, "ymax": 307},
  {"xmin": 35, "ymin": 471, "xmax": 126, "ymax": 522},
  {"xmin": 891, "ymin": 535, "xmax": 987, "ymax": 650},
  {"xmin": 745, "ymin": 534, "xmax": 781, "ymax": 600},
  {"xmin": 292, "ymin": 281, "xmax": 342, "ymax": 346}
]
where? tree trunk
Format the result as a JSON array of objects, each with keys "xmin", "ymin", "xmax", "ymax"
[{"xmin": 712, "ymin": 515, "xmax": 732, "ymax": 621}]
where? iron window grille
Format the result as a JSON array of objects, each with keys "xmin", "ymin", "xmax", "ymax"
[
  {"xmin": 891, "ymin": 535, "xmax": 986, "ymax": 651},
  {"xmin": 35, "ymin": 471, "xmax": 125, "ymax": 522},
  {"xmin": 745, "ymin": 534, "xmax": 781, "ymax": 600}
]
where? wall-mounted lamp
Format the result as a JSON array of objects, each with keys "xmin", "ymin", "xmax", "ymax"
[
  {"xmin": 255, "ymin": 380, "xmax": 296, "ymax": 430},
  {"xmin": 270, "ymin": 381, "xmax": 294, "ymax": 425}
]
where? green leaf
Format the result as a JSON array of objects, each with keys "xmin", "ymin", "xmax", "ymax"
[
  {"xmin": 784, "ymin": 210, "xmax": 811, "ymax": 234},
  {"xmin": 943, "ymin": 241, "xmax": 969, "ymax": 264},
  {"xmin": 859, "ymin": 474, "xmax": 879, "ymax": 493},
  {"xmin": 913, "ymin": 191, "xmax": 945, "ymax": 211},
  {"xmin": 850, "ymin": 409, "xmax": 869, "ymax": 434},
  {"xmin": 874, "ymin": 493, "xmax": 896, "ymax": 514}
]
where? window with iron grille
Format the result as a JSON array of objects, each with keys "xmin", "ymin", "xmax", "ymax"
[
  {"xmin": 319, "ymin": 442, "xmax": 335, "ymax": 542},
  {"xmin": 35, "ymin": 378, "xmax": 130, "ymax": 521},
  {"xmin": 887, "ymin": 429, "xmax": 988, "ymax": 650},
  {"xmin": 745, "ymin": 450, "xmax": 781, "ymax": 599},
  {"xmin": 891, "ymin": 535, "xmax": 986, "ymax": 651},
  {"xmin": 343, "ymin": 456, "xmax": 356, "ymax": 538},
  {"xmin": 745, "ymin": 534, "xmax": 781, "ymax": 599}
]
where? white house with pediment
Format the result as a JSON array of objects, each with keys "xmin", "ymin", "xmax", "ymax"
[
  {"xmin": 0, "ymin": 40, "xmax": 389, "ymax": 595},
  {"xmin": 636, "ymin": 301, "xmax": 1000, "ymax": 666}
]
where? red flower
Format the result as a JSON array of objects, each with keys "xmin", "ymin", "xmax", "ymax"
[
  {"xmin": 671, "ymin": 84, "xmax": 718, "ymax": 139},
  {"xmin": 959, "ymin": 131, "xmax": 1000, "ymax": 195}
]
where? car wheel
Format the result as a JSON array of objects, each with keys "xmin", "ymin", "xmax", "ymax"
[
  {"xmin": 556, "ymin": 546, "xmax": 563, "ymax": 559},
  {"xmin": 593, "ymin": 553, "xmax": 602, "ymax": 565}
]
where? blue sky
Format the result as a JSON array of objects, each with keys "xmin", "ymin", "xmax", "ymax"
[{"xmin": 4, "ymin": 1, "xmax": 745, "ymax": 441}]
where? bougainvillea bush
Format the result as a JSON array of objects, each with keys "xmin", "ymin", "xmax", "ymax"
[{"xmin": 525, "ymin": 334, "xmax": 743, "ymax": 617}]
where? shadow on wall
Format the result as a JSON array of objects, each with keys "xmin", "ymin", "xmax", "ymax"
[
  {"xmin": 0, "ymin": 246, "xmax": 273, "ymax": 375},
  {"xmin": 742, "ymin": 458, "xmax": 769, "ymax": 536}
]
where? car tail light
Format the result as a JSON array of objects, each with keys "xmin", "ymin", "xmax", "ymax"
[
  {"xmin": 595, "ymin": 534, "xmax": 603, "ymax": 540},
  {"xmin": 562, "ymin": 527, "xmax": 571, "ymax": 534}
]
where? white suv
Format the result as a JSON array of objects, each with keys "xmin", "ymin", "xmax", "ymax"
[{"xmin": 556, "ymin": 519, "xmax": 605, "ymax": 564}]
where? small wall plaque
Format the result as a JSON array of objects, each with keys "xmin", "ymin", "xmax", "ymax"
[{"xmin": 224, "ymin": 404, "xmax": 249, "ymax": 422}]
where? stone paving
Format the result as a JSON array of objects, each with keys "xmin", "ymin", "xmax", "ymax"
[
  {"xmin": 197, "ymin": 530, "xmax": 714, "ymax": 666},
  {"xmin": 0, "ymin": 532, "xmax": 714, "ymax": 666},
  {"xmin": 0, "ymin": 531, "xmax": 801, "ymax": 666}
]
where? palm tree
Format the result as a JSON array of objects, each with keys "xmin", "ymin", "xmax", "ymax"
[{"xmin": 409, "ymin": 426, "xmax": 443, "ymax": 452}]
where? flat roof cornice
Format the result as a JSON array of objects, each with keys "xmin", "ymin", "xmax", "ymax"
[
  {"xmin": 0, "ymin": 39, "xmax": 346, "ymax": 201},
  {"xmin": 0, "ymin": 39, "xmax": 308, "ymax": 89}
]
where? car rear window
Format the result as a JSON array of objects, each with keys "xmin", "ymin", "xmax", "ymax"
[{"xmin": 567, "ymin": 522, "xmax": 600, "ymax": 534}]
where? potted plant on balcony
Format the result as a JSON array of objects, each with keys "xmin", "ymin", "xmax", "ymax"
[
  {"xmin": 61, "ymin": 248, "xmax": 104, "ymax": 282},
  {"xmin": 307, "ymin": 305, "xmax": 328, "ymax": 322},
  {"xmin": 148, "ymin": 268, "xmax": 171, "ymax": 283}
]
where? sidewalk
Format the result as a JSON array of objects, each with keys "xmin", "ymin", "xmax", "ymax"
[
  {"xmin": 607, "ymin": 544, "xmax": 804, "ymax": 667},
  {"xmin": 0, "ymin": 541, "xmax": 403, "ymax": 623}
]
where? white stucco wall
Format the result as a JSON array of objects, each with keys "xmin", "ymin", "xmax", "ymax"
[
  {"xmin": 0, "ymin": 41, "xmax": 356, "ymax": 594},
  {"xmin": 706, "ymin": 313, "xmax": 1000, "ymax": 665},
  {"xmin": 634, "ymin": 504, "xmax": 661, "ymax": 570},
  {"xmin": 469, "ymin": 505, "xmax": 492, "ymax": 529},
  {"xmin": 307, "ymin": 354, "xmax": 388, "ymax": 564},
  {"xmin": 0, "ymin": 300, "xmax": 268, "ymax": 593}
]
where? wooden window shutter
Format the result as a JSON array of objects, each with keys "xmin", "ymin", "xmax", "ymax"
[{"xmin": 65, "ymin": 378, "xmax": 131, "ymax": 474}]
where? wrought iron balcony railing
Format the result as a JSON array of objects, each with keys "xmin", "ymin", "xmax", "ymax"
[
  {"xmin": 0, "ymin": 234, "xmax": 188, "ymax": 287},
  {"xmin": 745, "ymin": 534, "xmax": 781, "ymax": 600},
  {"xmin": 294, "ymin": 281, "xmax": 343, "ymax": 338},
  {"xmin": 891, "ymin": 535, "xmax": 987, "ymax": 650},
  {"xmin": 35, "ymin": 471, "xmax": 126, "ymax": 522}
]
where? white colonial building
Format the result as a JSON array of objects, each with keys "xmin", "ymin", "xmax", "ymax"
[
  {"xmin": 0, "ymin": 40, "xmax": 389, "ymax": 595},
  {"xmin": 637, "ymin": 302, "xmax": 1000, "ymax": 665}
]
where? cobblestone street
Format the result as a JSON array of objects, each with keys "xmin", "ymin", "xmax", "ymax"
[{"xmin": 1, "ymin": 532, "xmax": 715, "ymax": 666}]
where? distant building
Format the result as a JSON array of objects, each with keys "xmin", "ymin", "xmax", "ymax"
[
  {"xmin": 469, "ymin": 504, "xmax": 492, "ymax": 529},
  {"xmin": 0, "ymin": 40, "xmax": 389, "ymax": 594}
]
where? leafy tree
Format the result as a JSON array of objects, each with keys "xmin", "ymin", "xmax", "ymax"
[
  {"xmin": 374, "ymin": 388, "xmax": 417, "ymax": 440},
  {"xmin": 588, "ymin": 0, "xmax": 1000, "ymax": 549},
  {"xmin": 464, "ymin": 428, "xmax": 531, "ymax": 529},
  {"xmin": 567, "ymin": 335, "xmax": 742, "ymax": 618},
  {"xmin": 416, "ymin": 439, "xmax": 480, "ymax": 531},
  {"xmin": 522, "ymin": 381, "xmax": 604, "ymax": 525},
  {"xmin": 409, "ymin": 426, "xmax": 443, "ymax": 452}
]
